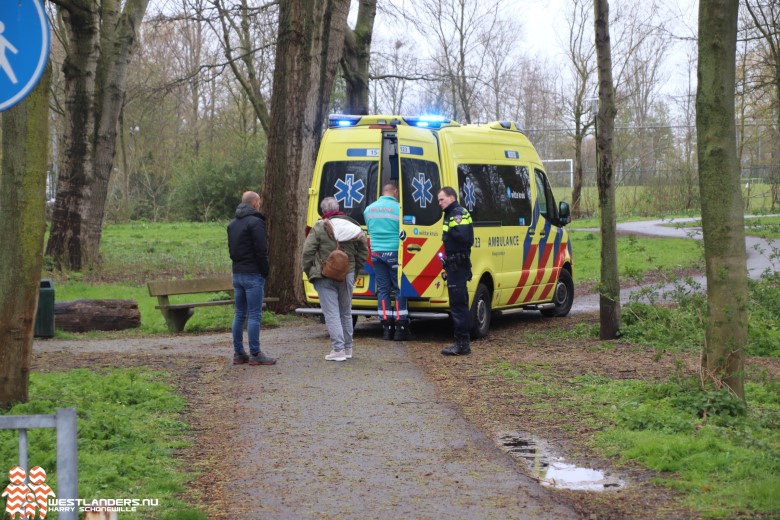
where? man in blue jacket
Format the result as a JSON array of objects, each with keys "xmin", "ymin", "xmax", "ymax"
[
  {"xmin": 364, "ymin": 183, "xmax": 414, "ymax": 340},
  {"xmin": 227, "ymin": 191, "xmax": 276, "ymax": 366}
]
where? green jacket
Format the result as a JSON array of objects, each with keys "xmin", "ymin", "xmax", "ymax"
[{"xmin": 302, "ymin": 215, "xmax": 368, "ymax": 282}]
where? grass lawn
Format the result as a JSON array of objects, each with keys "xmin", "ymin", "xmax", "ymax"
[
  {"xmin": 0, "ymin": 369, "xmax": 207, "ymax": 520},
  {"xmin": 552, "ymin": 182, "xmax": 778, "ymax": 218},
  {"xmin": 569, "ymin": 230, "xmax": 703, "ymax": 283}
]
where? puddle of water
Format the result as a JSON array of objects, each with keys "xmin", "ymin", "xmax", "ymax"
[{"xmin": 497, "ymin": 432, "xmax": 625, "ymax": 491}]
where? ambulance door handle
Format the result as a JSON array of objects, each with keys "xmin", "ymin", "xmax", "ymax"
[
  {"xmin": 539, "ymin": 231, "xmax": 547, "ymax": 237},
  {"xmin": 406, "ymin": 244, "xmax": 422, "ymax": 253}
]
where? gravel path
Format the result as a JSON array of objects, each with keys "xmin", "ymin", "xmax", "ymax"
[{"xmin": 34, "ymin": 321, "xmax": 577, "ymax": 519}]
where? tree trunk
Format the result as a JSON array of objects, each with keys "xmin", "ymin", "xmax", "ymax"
[
  {"xmin": 46, "ymin": 0, "xmax": 150, "ymax": 270},
  {"xmin": 0, "ymin": 66, "xmax": 51, "ymax": 408},
  {"xmin": 572, "ymin": 128, "xmax": 585, "ymax": 216},
  {"xmin": 261, "ymin": 0, "xmax": 351, "ymax": 311},
  {"xmin": 696, "ymin": 0, "xmax": 747, "ymax": 399},
  {"xmin": 55, "ymin": 300, "xmax": 141, "ymax": 332},
  {"xmin": 594, "ymin": 0, "xmax": 620, "ymax": 339},
  {"xmin": 341, "ymin": 0, "xmax": 376, "ymax": 115}
]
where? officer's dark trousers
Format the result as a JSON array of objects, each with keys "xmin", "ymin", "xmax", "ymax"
[{"xmin": 446, "ymin": 265, "xmax": 471, "ymax": 339}]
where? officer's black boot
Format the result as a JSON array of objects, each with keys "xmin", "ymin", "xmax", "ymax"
[
  {"xmin": 441, "ymin": 336, "xmax": 471, "ymax": 356},
  {"xmin": 381, "ymin": 320, "xmax": 395, "ymax": 341},
  {"xmin": 457, "ymin": 336, "xmax": 471, "ymax": 355},
  {"xmin": 393, "ymin": 320, "xmax": 415, "ymax": 341}
]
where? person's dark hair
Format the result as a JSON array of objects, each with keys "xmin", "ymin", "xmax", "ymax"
[{"xmin": 439, "ymin": 186, "xmax": 458, "ymax": 199}]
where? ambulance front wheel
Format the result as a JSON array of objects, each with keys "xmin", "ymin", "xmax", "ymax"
[
  {"xmin": 541, "ymin": 269, "xmax": 574, "ymax": 317},
  {"xmin": 470, "ymin": 283, "xmax": 492, "ymax": 339}
]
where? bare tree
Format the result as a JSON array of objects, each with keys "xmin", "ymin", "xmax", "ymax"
[
  {"xmin": 475, "ymin": 18, "xmax": 522, "ymax": 120},
  {"xmin": 369, "ymin": 39, "xmax": 418, "ymax": 114},
  {"xmin": 563, "ymin": 0, "xmax": 596, "ymax": 216},
  {"xmin": 46, "ymin": 0, "xmax": 151, "ymax": 270},
  {"xmin": 0, "ymin": 68, "xmax": 50, "ymax": 408},
  {"xmin": 697, "ymin": 0, "xmax": 747, "ymax": 399},
  {"xmin": 341, "ymin": 0, "xmax": 377, "ymax": 114},
  {"xmin": 210, "ymin": 0, "xmax": 278, "ymax": 134},
  {"xmin": 415, "ymin": 0, "xmax": 501, "ymax": 122},
  {"xmin": 261, "ymin": 0, "xmax": 350, "ymax": 310},
  {"xmin": 744, "ymin": 0, "xmax": 780, "ymax": 210},
  {"xmin": 594, "ymin": 0, "xmax": 620, "ymax": 339}
]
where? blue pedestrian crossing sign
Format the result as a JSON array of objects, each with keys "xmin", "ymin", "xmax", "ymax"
[{"xmin": 0, "ymin": 0, "xmax": 51, "ymax": 112}]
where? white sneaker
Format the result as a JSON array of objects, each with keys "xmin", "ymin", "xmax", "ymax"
[
  {"xmin": 345, "ymin": 347, "xmax": 353, "ymax": 359},
  {"xmin": 325, "ymin": 350, "xmax": 347, "ymax": 361}
]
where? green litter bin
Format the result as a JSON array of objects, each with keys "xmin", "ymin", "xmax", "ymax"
[{"xmin": 34, "ymin": 279, "xmax": 55, "ymax": 338}]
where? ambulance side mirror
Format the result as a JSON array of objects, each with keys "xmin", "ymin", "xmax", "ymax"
[{"xmin": 558, "ymin": 201, "xmax": 571, "ymax": 226}]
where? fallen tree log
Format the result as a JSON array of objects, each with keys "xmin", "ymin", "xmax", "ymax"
[{"xmin": 54, "ymin": 299, "xmax": 141, "ymax": 332}]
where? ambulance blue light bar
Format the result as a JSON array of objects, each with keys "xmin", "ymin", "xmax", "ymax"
[
  {"xmin": 329, "ymin": 114, "xmax": 362, "ymax": 128},
  {"xmin": 403, "ymin": 115, "xmax": 451, "ymax": 129}
]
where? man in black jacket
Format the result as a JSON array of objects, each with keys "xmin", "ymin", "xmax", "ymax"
[{"xmin": 227, "ymin": 191, "xmax": 276, "ymax": 365}]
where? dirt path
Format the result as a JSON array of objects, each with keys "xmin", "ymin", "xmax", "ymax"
[{"xmin": 34, "ymin": 321, "xmax": 577, "ymax": 519}]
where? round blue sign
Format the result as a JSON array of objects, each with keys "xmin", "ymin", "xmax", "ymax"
[{"xmin": 0, "ymin": 0, "xmax": 51, "ymax": 112}]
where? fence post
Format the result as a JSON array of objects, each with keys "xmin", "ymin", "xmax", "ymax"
[
  {"xmin": 18, "ymin": 428, "xmax": 28, "ymax": 475},
  {"xmin": 56, "ymin": 408, "xmax": 78, "ymax": 520}
]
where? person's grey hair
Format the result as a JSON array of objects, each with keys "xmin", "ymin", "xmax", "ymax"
[{"xmin": 320, "ymin": 197, "xmax": 340, "ymax": 213}]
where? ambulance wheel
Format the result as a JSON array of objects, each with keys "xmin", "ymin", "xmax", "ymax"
[
  {"xmin": 541, "ymin": 269, "xmax": 574, "ymax": 317},
  {"xmin": 470, "ymin": 283, "xmax": 492, "ymax": 339}
]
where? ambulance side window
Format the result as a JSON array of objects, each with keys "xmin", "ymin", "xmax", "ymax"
[
  {"xmin": 319, "ymin": 160, "xmax": 379, "ymax": 225},
  {"xmin": 457, "ymin": 164, "xmax": 532, "ymax": 226},
  {"xmin": 534, "ymin": 169, "xmax": 558, "ymax": 222},
  {"xmin": 400, "ymin": 158, "xmax": 441, "ymax": 226}
]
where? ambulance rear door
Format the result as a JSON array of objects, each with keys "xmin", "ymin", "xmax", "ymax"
[
  {"xmin": 311, "ymin": 126, "xmax": 381, "ymax": 299},
  {"xmin": 395, "ymin": 125, "xmax": 446, "ymax": 301}
]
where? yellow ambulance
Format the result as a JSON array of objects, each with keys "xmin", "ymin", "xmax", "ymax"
[{"xmin": 297, "ymin": 114, "xmax": 573, "ymax": 338}]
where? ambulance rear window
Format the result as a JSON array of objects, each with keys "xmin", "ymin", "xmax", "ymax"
[
  {"xmin": 400, "ymin": 158, "xmax": 441, "ymax": 226},
  {"xmin": 319, "ymin": 160, "xmax": 379, "ymax": 224},
  {"xmin": 457, "ymin": 164, "xmax": 533, "ymax": 226}
]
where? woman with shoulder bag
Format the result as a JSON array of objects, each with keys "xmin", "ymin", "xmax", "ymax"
[{"xmin": 301, "ymin": 197, "xmax": 368, "ymax": 361}]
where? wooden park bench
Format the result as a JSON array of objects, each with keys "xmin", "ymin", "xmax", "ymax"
[{"xmin": 147, "ymin": 275, "xmax": 278, "ymax": 333}]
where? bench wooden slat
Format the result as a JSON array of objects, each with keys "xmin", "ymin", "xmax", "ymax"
[
  {"xmin": 157, "ymin": 300, "xmax": 234, "ymax": 310},
  {"xmin": 147, "ymin": 276, "xmax": 233, "ymax": 297},
  {"xmin": 157, "ymin": 297, "xmax": 279, "ymax": 311}
]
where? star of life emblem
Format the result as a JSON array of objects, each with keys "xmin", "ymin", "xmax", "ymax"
[{"xmin": 334, "ymin": 174, "xmax": 365, "ymax": 208}]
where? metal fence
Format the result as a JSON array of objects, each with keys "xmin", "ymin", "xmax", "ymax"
[{"xmin": 0, "ymin": 408, "xmax": 78, "ymax": 520}]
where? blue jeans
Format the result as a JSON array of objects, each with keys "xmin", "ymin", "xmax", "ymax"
[
  {"xmin": 232, "ymin": 273, "xmax": 265, "ymax": 356},
  {"xmin": 372, "ymin": 251, "xmax": 407, "ymax": 321}
]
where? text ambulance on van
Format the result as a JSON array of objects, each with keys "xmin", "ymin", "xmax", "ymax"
[{"xmin": 296, "ymin": 115, "xmax": 573, "ymax": 339}]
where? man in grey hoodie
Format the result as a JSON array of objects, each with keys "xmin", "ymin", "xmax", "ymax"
[{"xmin": 227, "ymin": 191, "xmax": 276, "ymax": 365}]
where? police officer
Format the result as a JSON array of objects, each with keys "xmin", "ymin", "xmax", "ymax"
[{"xmin": 437, "ymin": 186, "xmax": 474, "ymax": 355}]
